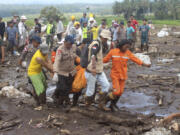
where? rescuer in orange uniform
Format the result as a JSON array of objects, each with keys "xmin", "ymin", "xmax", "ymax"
[{"xmin": 103, "ymin": 39, "xmax": 151, "ymax": 111}]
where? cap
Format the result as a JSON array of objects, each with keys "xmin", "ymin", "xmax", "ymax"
[
  {"xmin": 65, "ymin": 35, "xmax": 74, "ymax": 44},
  {"xmin": 39, "ymin": 44, "xmax": 49, "ymax": 54},
  {"xmin": 32, "ymin": 35, "xmax": 42, "ymax": 44},
  {"xmin": 100, "ymin": 29, "xmax": 111, "ymax": 40},
  {"xmin": 21, "ymin": 15, "xmax": 27, "ymax": 20}
]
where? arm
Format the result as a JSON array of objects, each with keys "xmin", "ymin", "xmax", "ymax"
[
  {"xmin": 90, "ymin": 44, "xmax": 100, "ymax": 75},
  {"xmin": 129, "ymin": 51, "xmax": 151, "ymax": 67},
  {"xmin": 19, "ymin": 45, "xmax": 29, "ymax": 65},
  {"xmin": 163, "ymin": 113, "xmax": 180, "ymax": 123},
  {"xmin": 75, "ymin": 56, "xmax": 80, "ymax": 64},
  {"xmin": 129, "ymin": 51, "xmax": 143, "ymax": 65},
  {"xmin": 36, "ymin": 57, "xmax": 53, "ymax": 73},
  {"xmin": 103, "ymin": 50, "xmax": 112, "ymax": 63},
  {"xmin": 53, "ymin": 49, "xmax": 62, "ymax": 73}
]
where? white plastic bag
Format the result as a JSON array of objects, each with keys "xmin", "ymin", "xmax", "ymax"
[
  {"xmin": 52, "ymin": 73, "xmax": 58, "ymax": 82},
  {"xmin": 134, "ymin": 53, "xmax": 151, "ymax": 65}
]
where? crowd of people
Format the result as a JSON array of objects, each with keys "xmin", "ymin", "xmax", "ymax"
[{"xmin": 0, "ymin": 13, "xmax": 152, "ymax": 111}]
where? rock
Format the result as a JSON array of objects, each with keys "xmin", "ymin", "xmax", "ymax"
[
  {"xmin": 0, "ymin": 86, "xmax": 31, "ymax": 98},
  {"xmin": 169, "ymin": 122, "xmax": 179, "ymax": 131},
  {"xmin": 60, "ymin": 129, "xmax": 71, "ymax": 135},
  {"xmin": 144, "ymin": 127, "xmax": 171, "ymax": 135}
]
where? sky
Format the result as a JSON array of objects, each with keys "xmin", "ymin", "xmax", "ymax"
[{"xmin": 0, "ymin": 0, "xmax": 122, "ymax": 4}]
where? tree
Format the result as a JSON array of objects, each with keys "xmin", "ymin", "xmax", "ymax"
[{"xmin": 40, "ymin": 6, "xmax": 65, "ymax": 21}]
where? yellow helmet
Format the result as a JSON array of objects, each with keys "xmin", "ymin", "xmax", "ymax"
[
  {"xmin": 74, "ymin": 21, "xmax": 80, "ymax": 26},
  {"xmin": 71, "ymin": 15, "xmax": 75, "ymax": 21},
  {"xmin": 89, "ymin": 13, "xmax": 94, "ymax": 18}
]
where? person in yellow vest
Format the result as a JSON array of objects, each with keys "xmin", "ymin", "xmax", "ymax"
[
  {"xmin": 91, "ymin": 23, "xmax": 99, "ymax": 40},
  {"xmin": 82, "ymin": 22, "xmax": 92, "ymax": 44},
  {"xmin": 46, "ymin": 19, "xmax": 55, "ymax": 49},
  {"xmin": 28, "ymin": 44, "xmax": 53, "ymax": 105}
]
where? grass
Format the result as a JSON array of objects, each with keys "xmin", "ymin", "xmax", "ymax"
[{"xmin": 3, "ymin": 13, "xmax": 180, "ymax": 27}]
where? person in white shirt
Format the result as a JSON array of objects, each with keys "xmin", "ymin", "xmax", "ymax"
[
  {"xmin": 18, "ymin": 15, "xmax": 28, "ymax": 48},
  {"xmin": 66, "ymin": 16, "xmax": 76, "ymax": 36},
  {"xmin": 56, "ymin": 18, "xmax": 64, "ymax": 42}
]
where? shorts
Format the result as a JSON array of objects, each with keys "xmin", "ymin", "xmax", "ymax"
[{"xmin": 29, "ymin": 71, "xmax": 47, "ymax": 96}]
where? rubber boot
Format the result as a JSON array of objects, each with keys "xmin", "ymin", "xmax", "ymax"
[
  {"xmin": 72, "ymin": 93, "xmax": 81, "ymax": 106},
  {"xmin": 85, "ymin": 96, "xmax": 93, "ymax": 106},
  {"xmin": 85, "ymin": 96, "xmax": 96, "ymax": 111},
  {"xmin": 98, "ymin": 93, "xmax": 111, "ymax": 111},
  {"xmin": 110, "ymin": 96, "xmax": 120, "ymax": 112},
  {"xmin": 58, "ymin": 96, "xmax": 65, "ymax": 106}
]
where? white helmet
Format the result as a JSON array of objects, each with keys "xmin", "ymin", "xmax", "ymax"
[{"xmin": 21, "ymin": 15, "xmax": 27, "ymax": 20}]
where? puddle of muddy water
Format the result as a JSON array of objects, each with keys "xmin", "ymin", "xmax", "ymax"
[
  {"xmin": 118, "ymin": 91, "xmax": 180, "ymax": 117},
  {"xmin": 118, "ymin": 91, "xmax": 157, "ymax": 115}
]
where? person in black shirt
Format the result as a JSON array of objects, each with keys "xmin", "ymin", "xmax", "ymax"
[
  {"xmin": 34, "ymin": 18, "xmax": 41, "ymax": 33},
  {"xmin": 0, "ymin": 17, "xmax": 5, "ymax": 63}
]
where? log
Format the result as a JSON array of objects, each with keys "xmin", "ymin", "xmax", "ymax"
[
  {"xmin": 70, "ymin": 107, "xmax": 148, "ymax": 127},
  {"xmin": 0, "ymin": 120, "xmax": 21, "ymax": 130}
]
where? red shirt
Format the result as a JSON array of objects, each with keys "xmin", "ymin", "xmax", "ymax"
[{"xmin": 131, "ymin": 20, "xmax": 138, "ymax": 32}]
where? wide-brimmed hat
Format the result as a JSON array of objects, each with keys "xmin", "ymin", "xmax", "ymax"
[
  {"xmin": 100, "ymin": 29, "xmax": 111, "ymax": 40},
  {"xmin": 21, "ymin": 15, "xmax": 27, "ymax": 20},
  {"xmin": 40, "ymin": 44, "xmax": 49, "ymax": 54}
]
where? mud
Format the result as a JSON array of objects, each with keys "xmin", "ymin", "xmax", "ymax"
[{"xmin": 0, "ymin": 26, "xmax": 180, "ymax": 134}]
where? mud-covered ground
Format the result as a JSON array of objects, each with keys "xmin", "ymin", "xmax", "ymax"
[{"xmin": 0, "ymin": 26, "xmax": 180, "ymax": 135}]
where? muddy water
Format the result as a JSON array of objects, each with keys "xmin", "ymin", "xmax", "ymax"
[{"xmin": 117, "ymin": 90, "xmax": 180, "ymax": 117}]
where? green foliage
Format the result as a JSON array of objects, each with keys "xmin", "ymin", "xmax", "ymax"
[
  {"xmin": 40, "ymin": 6, "xmax": 65, "ymax": 21},
  {"xmin": 113, "ymin": 0, "xmax": 180, "ymax": 20}
]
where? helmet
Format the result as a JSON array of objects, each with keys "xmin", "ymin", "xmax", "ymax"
[{"xmin": 71, "ymin": 16, "xmax": 75, "ymax": 21}]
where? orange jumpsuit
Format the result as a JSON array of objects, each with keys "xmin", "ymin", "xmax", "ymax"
[{"xmin": 103, "ymin": 48, "xmax": 143, "ymax": 96}]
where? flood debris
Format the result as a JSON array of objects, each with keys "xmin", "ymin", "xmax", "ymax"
[{"xmin": 0, "ymin": 86, "xmax": 31, "ymax": 98}]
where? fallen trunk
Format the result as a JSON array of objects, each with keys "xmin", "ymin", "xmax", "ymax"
[{"xmin": 70, "ymin": 107, "xmax": 155, "ymax": 134}]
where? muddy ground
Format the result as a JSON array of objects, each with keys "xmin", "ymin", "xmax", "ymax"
[{"xmin": 0, "ymin": 26, "xmax": 180, "ymax": 135}]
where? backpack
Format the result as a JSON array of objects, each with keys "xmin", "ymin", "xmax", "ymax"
[{"xmin": 80, "ymin": 40, "xmax": 100, "ymax": 68}]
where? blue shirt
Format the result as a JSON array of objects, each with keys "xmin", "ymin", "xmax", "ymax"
[
  {"xmin": 6, "ymin": 26, "xmax": 18, "ymax": 41},
  {"xmin": 80, "ymin": 17, "xmax": 88, "ymax": 27},
  {"xmin": 139, "ymin": 25, "xmax": 150, "ymax": 39},
  {"xmin": 126, "ymin": 26, "xmax": 135, "ymax": 40}
]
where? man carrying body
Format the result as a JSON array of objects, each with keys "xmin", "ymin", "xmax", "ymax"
[
  {"xmin": 53, "ymin": 35, "xmax": 80, "ymax": 106},
  {"xmin": 85, "ymin": 29, "xmax": 111, "ymax": 111},
  {"xmin": 28, "ymin": 44, "xmax": 53, "ymax": 105}
]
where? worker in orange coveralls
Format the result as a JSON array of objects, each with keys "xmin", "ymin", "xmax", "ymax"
[{"xmin": 103, "ymin": 39, "xmax": 151, "ymax": 111}]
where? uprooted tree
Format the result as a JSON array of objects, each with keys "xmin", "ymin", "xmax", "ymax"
[{"xmin": 40, "ymin": 6, "xmax": 65, "ymax": 21}]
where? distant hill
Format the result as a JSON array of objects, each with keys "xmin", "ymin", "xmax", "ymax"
[
  {"xmin": 0, "ymin": 4, "xmax": 113, "ymax": 17},
  {"xmin": 0, "ymin": 0, "xmax": 117, "ymax": 4}
]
